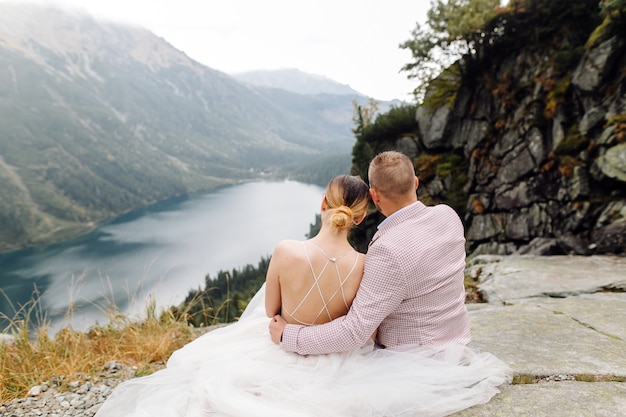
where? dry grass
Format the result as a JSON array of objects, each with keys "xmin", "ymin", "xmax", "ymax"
[
  {"xmin": 464, "ymin": 269, "xmax": 484, "ymax": 303},
  {"xmin": 512, "ymin": 374, "xmax": 626, "ymax": 384},
  {"xmin": 0, "ymin": 296, "xmax": 198, "ymax": 403}
]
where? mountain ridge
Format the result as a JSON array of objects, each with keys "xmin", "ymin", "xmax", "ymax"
[
  {"xmin": 0, "ymin": 3, "xmax": 360, "ymax": 252},
  {"xmin": 231, "ymin": 68, "xmax": 363, "ymax": 96}
]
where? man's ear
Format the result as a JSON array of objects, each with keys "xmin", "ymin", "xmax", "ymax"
[
  {"xmin": 415, "ymin": 176, "xmax": 420, "ymax": 191},
  {"xmin": 369, "ymin": 188, "xmax": 380, "ymax": 203}
]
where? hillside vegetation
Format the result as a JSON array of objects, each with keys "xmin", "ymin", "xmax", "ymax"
[
  {"xmin": 0, "ymin": 4, "xmax": 362, "ymax": 252},
  {"xmin": 352, "ymin": 0, "xmax": 626, "ymax": 256}
]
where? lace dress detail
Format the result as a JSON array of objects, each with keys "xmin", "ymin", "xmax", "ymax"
[{"xmin": 281, "ymin": 241, "xmax": 359, "ymax": 326}]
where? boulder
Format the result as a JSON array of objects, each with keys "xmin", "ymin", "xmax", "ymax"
[
  {"xmin": 416, "ymin": 106, "xmax": 452, "ymax": 149},
  {"xmin": 572, "ymin": 37, "xmax": 622, "ymax": 93},
  {"xmin": 597, "ymin": 143, "xmax": 626, "ymax": 183}
]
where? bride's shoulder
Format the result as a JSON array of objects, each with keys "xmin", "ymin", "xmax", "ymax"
[
  {"xmin": 272, "ymin": 239, "xmax": 304, "ymax": 255},
  {"xmin": 269, "ymin": 240, "xmax": 307, "ymax": 269}
]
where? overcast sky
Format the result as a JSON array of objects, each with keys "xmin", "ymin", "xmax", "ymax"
[{"xmin": 27, "ymin": 0, "xmax": 430, "ymax": 101}]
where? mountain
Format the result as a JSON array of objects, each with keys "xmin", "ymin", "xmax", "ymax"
[
  {"xmin": 0, "ymin": 3, "xmax": 358, "ymax": 252},
  {"xmin": 231, "ymin": 68, "xmax": 363, "ymax": 96},
  {"xmin": 232, "ymin": 68, "xmax": 407, "ymax": 115}
]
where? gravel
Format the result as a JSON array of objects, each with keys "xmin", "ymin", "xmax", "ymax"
[
  {"xmin": 0, "ymin": 361, "xmax": 145, "ymax": 417},
  {"xmin": 1, "ymin": 326, "xmax": 218, "ymax": 417}
]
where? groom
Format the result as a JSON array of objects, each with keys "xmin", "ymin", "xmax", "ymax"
[{"xmin": 270, "ymin": 151, "xmax": 470, "ymax": 353}]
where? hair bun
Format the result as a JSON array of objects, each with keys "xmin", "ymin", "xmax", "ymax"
[
  {"xmin": 329, "ymin": 205, "xmax": 354, "ymax": 230},
  {"xmin": 323, "ymin": 175, "xmax": 369, "ymax": 232}
]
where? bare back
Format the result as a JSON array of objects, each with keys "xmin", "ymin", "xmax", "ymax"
[{"xmin": 266, "ymin": 239, "xmax": 364, "ymax": 325}]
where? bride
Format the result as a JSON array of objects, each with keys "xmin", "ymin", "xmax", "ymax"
[{"xmin": 95, "ymin": 175, "xmax": 511, "ymax": 417}]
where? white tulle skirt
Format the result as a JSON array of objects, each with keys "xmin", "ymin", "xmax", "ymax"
[{"xmin": 95, "ymin": 285, "xmax": 512, "ymax": 417}]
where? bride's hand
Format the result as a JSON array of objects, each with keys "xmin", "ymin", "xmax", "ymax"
[{"xmin": 269, "ymin": 315, "xmax": 287, "ymax": 345}]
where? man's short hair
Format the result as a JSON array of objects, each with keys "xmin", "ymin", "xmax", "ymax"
[{"xmin": 368, "ymin": 151, "xmax": 416, "ymax": 200}]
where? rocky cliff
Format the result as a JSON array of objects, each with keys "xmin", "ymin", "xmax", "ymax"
[{"xmin": 409, "ymin": 3, "xmax": 625, "ymax": 256}]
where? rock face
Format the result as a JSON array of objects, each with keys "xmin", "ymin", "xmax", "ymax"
[
  {"xmin": 414, "ymin": 19, "xmax": 626, "ymax": 256},
  {"xmin": 466, "ymin": 254, "xmax": 626, "ymax": 303}
]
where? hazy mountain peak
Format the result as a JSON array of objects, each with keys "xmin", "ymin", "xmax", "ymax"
[
  {"xmin": 0, "ymin": 2, "xmax": 200, "ymax": 72},
  {"xmin": 231, "ymin": 68, "xmax": 364, "ymax": 96}
]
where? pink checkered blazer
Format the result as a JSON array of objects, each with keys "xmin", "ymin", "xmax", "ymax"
[{"xmin": 281, "ymin": 201, "xmax": 471, "ymax": 355}]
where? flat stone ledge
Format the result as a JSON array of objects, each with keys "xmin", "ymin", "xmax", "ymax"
[
  {"xmin": 459, "ymin": 255, "xmax": 626, "ymax": 417},
  {"xmin": 467, "ymin": 300, "xmax": 626, "ymax": 376},
  {"xmin": 468, "ymin": 255, "xmax": 626, "ymax": 303},
  {"xmin": 513, "ymin": 293, "xmax": 626, "ymax": 340},
  {"xmin": 451, "ymin": 382, "xmax": 626, "ymax": 417}
]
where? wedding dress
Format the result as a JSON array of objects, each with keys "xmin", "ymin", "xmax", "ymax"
[{"xmin": 95, "ymin": 281, "xmax": 512, "ymax": 417}]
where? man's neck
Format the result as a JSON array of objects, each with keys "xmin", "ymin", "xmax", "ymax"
[
  {"xmin": 385, "ymin": 198, "xmax": 417, "ymax": 217},
  {"xmin": 378, "ymin": 201, "xmax": 418, "ymax": 229}
]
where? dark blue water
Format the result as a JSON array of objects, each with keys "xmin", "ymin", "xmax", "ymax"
[{"xmin": 0, "ymin": 181, "xmax": 324, "ymax": 332}]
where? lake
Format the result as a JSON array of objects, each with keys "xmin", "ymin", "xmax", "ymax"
[{"xmin": 0, "ymin": 180, "xmax": 325, "ymax": 332}]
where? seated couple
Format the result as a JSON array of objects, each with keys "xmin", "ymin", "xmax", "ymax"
[{"xmin": 96, "ymin": 151, "xmax": 511, "ymax": 417}]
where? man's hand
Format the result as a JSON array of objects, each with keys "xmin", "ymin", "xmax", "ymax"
[{"xmin": 269, "ymin": 315, "xmax": 287, "ymax": 345}]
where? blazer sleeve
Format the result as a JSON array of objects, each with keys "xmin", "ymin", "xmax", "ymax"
[{"xmin": 282, "ymin": 241, "xmax": 406, "ymax": 355}]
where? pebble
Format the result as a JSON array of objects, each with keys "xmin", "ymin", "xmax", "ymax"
[
  {"xmin": 542, "ymin": 374, "xmax": 576, "ymax": 382},
  {"xmin": 0, "ymin": 361, "xmax": 150, "ymax": 417},
  {"xmin": 4, "ymin": 362, "xmax": 579, "ymax": 416}
]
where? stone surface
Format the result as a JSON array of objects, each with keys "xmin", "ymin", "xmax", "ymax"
[
  {"xmin": 468, "ymin": 298, "xmax": 626, "ymax": 376},
  {"xmin": 417, "ymin": 105, "xmax": 452, "ymax": 149},
  {"xmin": 452, "ymin": 255, "xmax": 626, "ymax": 417},
  {"xmin": 469, "ymin": 255, "xmax": 626, "ymax": 302},
  {"xmin": 516, "ymin": 293, "xmax": 626, "ymax": 340},
  {"xmin": 572, "ymin": 37, "xmax": 621, "ymax": 92},
  {"xmin": 598, "ymin": 143, "xmax": 626, "ymax": 182},
  {"xmin": 454, "ymin": 382, "xmax": 626, "ymax": 417}
]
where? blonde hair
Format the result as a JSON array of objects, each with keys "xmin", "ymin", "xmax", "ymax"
[
  {"xmin": 368, "ymin": 151, "xmax": 416, "ymax": 201},
  {"xmin": 324, "ymin": 175, "xmax": 369, "ymax": 231}
]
